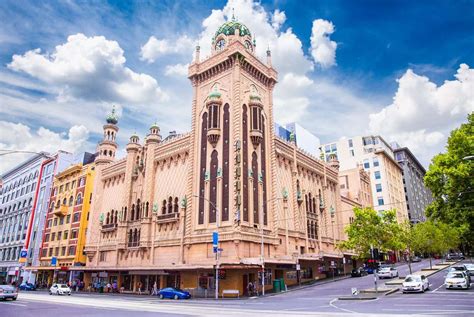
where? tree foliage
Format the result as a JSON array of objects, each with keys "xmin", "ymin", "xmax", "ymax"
[
  {"xmin": 424, "ymin": 113, "xmax": 474, "ymax": 248},
  {"xmin": 338, "ymin": 207, "xmax": 400, "ymax": 259}
]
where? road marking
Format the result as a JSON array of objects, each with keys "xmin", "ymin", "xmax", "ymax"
[
  {"xmin": 0, "ymin": 302, "xmax": 27, "ymax": 307},
  {"xmin": 431, "ymin": 283, "xmax": 445, "ymax": 293},
  {"xmin": 328, "ymin": 298, "xmax": 357, "ymax": 314}
]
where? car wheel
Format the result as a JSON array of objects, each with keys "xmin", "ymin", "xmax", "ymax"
[
  {"xmin": 12, "ymin": 297, "xmax": 17, "ymax": 301},
  {"xmin": 49, "ymin": 291, "xmax": 52, "ymax": 295},
  {"xmin": 174, "ymin": 295, "xmax": 179, "ymax": 300},
  {"xmin": 159, "ymin": 294, "xmax": 164, "ymax": 299}
]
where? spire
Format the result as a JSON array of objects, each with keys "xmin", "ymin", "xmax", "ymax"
[
  {"xmin": 195, "ymin": 42, "xmax": 201, "ymax": 63},
  {"xmin": 266, "ymin": 44, "xmax": 272, "ymax": 67},
  {"xmin": 106, "ymin": 105, "xmax": 118, "ymax": 124},
  {"xmin": 231, "ymin": 8, "xmax": 236, "ymax": 21}
]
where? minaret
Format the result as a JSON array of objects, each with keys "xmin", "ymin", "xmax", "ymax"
[
  {"xmin": 266, "ymin": 46, "xmax": 272, "ymax": 67},
  {"xmin": 195, "ymin": 44, "xmax": 201, "ymax": 64},
  {"xmin": 96, "ymin": 106, "xmax": 119, "ymax": 166}
]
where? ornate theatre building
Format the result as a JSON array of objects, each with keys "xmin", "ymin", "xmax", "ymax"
[{"xmin": 82, "ymin": 19, "xmax": 352, "ymax": 296}]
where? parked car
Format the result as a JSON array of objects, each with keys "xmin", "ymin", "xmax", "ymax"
[
  {"xmin": 411, "ymin": 256, "xmax": 422, "ymax": 262},
  {"xmin": 402, "ymin": 274, "xmax": 429, "ymax": 293},
  {"xmin": 157, "ymin": 287, "xmax": 191, "ymax": 300},
  {"xmin": 446, "ymin": 252, "xmax": 465, "ymax": 260},
  {"xmin": 19, "ymin": 282, "xmax": 36, "ymax": 291},
  {"xmin": 0, "ymin": 284, "xmax": 18, "ymax": 300},
  {"xmin": 464, "ymin": 263, "xmax": 474, "ymax": 278},
  {"xmin": 445, "ymin": 271, "xmax": 470, "ymax": 290},
  {"xmin": 377, "ymin": 267, "xmax": 399, "ymax": 279},
  {"xmin": 351, "ymin": 268, "xmax": 368, "ymax": 277},
  {"xmin": 49, "ymin": 284, "xmax": 71, "ymax": 295}
]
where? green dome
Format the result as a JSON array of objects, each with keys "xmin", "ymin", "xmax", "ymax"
[
  {"xmin": 214, "ymin": 20, "xmax": 251, "ymax": 39},
  {"xmin": 106, "ymin": 106, "xmax": 118, "ymax": 124}
]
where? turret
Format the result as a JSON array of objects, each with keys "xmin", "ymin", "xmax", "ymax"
[
  {"xmin": 146, "ymin": 122, "xmax": 161, "ymax": 145},
  {"xmin": 96, "ymin": 106, "xmax": 119, "ymax": 166}
]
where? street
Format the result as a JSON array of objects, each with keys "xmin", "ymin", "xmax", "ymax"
[{"xmin": 1, "ymin": 259, "xmax": 473, "ymax": 316}]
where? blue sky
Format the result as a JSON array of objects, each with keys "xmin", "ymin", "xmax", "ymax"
[{"xmin": 0, "ymin": 0, "xmax": 473, "ymax": 173}]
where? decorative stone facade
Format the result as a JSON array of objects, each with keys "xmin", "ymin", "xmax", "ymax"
[{"xmin": 82, "ymin": 19, "xmax": 351, "ymax": 296}]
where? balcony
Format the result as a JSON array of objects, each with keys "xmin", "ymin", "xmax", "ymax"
[
  {"xmin": 101, "ymin": 223, "xmax": 118, "ymax": 232},
  {"xmin": 207, "ymin": 128, "xmax": 221, "ymax": 147},
  {"xmin": 156, "ymin": 212, "xmax": 180, "ymax": 224},
  {"xmin": 54, "ymin": 205, "xmax": 68, "ymax": 217},
  {"xmin": 250, "ymin": 130, "xmax": 263, "ymax": 148},
  {"xmin": 127, "ymin": 241, "xmax": 139, "ymax": 248}
]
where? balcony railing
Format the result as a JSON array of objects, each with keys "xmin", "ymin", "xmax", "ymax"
[
  {"xmin": 156, "ymin": 212, "xmax": 179, "ymax": 224},
  {"xmin": 101, "ymin": 223, "xmax": 118, "ymax": 232},
  {"xmin": 127, "ymin": 241, "xmax": 139, "ymax": 248}
]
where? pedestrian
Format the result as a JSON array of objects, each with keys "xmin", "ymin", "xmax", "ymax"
[
  {"xmin": 112, "ymin": 281, "xmax": 117, "ymax": 293},
  {"xmin": 247, "ymin": 281, "xmax": 253, "ymax": 296},
  {"xmin": 106, "ymin": 282, "xmax": 111, "ymax": 293},
  {"xmin": 151, "ymin": 281, "xmax": 158, "ymax": 296},
  {"xmin": 137, "ymin": 281, "xmax": 142, "ymax": 295}
]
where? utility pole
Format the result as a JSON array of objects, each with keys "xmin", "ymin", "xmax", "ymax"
[{"xmin": 371, "ymin": 245, "xmax": 378, "ymax": 294}]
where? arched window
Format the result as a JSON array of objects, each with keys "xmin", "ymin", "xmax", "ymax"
[
  {"xmin": 167, "ymin": 197, "xmax": 173, "ymax": 214},
  {"xmin": 137, "ymin": 199, "xmax": 141, "ymax": 219},
  {"xmin": 62, "ymin": 198, "xmax": 67, "ymax": 206},
  {"xmin": 174, "ymin": 197, "xmax": 179, "ymax": 213},
  {"xmin": 106, "ymin": 212, "xmax": 110, "ymax": 225},
  {"xmin": 123, "ymin": 207, "xmax": 127, "ymax": 221},
  {"xmin": 56, "ymin": 200, "xmax": 60, "ymax": 209},
  {"xmin": 128, "ymin": 229, "xmax": 133, "ymax": 243},
  {"xmin": 305, "ymin": 194, "xmax": 309, "ymax": 212},
  {"xmin": 131, "ymin": 204, "xmax": 135, "ymax": 221},
  {"xmin": 68, "ymin": 196, "xmax": 74, "ymax": 206},
  {"xmin": 133, "ymin": 229, "xmax": 138, "ymax": 243},
  {"xmin": 114, "ymin": 210, "xmax": 118, "ymax": 223},
  {"xmin": 162, "ymin": 200, "xmax": 166, "ymax": 215},
  {"xmin": 50, "ymin": 202, "xmax": 55, "ymax": 212},
  {"xmin": 308, "ymin": 193, "xmax": 313, "ymax": 213},
  {"xmin": 145, "ymin": 202, "xmax": 149, "ymax": 218},
  {"xmin": 76, "ymin": 193, "xmax": 83, "ymax": 205}
]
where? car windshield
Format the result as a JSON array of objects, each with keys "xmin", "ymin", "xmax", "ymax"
[
  {"xmin": 60, "ymin": 284, "xmax": 69, "ymax": 288},
  {"xmin": 405, "ymin": 276, "xmax": 421, "ymax": 282},
  {"xmin": 379, "ymin": 268, "xmax": 390, "ymax": 272},
  {"xmin": 447, "ymin": 272, "xmax": 464, "ymax": 278}
]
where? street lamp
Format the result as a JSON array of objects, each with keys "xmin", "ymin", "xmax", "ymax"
[
  {"xmin": 462, "ymin": 155, "xmax": 474, "ymax": 160},
  {"xmin": 192, "ymin": 194, "xmax": 220, "ymax": 300}
]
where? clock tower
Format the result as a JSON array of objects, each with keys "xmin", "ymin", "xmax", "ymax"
[{"xmin": 187, "ymin": 16, "xmax": 278, "ymax": 244}]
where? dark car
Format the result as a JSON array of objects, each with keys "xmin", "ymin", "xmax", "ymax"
[
  {"xmin": 446, "ymin": 252, "xmax": 465, "ymax": 260},
  {"xmin": 19, "ymin": 283, "xmax": 36, "ymax": 291},
  {"xmin": 411, "ymin": 256, "xmax": 422, "ymax": 262},
  {"xmin": 351, "ymin": 268, "xmax": 368, "ymax": 277},
  {"xmin": 157, "ymin": 287, "xmax": 191, "ymax": 300},
  {"xmin": 0, "ymin": 285, "xmax": 18, "ymax": 300}
]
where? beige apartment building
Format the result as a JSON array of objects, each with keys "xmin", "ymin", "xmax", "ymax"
[
  {"xmin": 321, "ymin": 136, "xmax": 408, "ymax": 222},
  {"xmin": 81, "ymin": 18, "xmax": 353, "ymax": 296}
]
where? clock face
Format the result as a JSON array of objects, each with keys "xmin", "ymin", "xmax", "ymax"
[
  {"xmin": 215, "ymin": 39, "xmax": 226, "ymax": 51},
  {"xmin": 245, "ymin": 40, "xmax": 253, "ymax": 52}
]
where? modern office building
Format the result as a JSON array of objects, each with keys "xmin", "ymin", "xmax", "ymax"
[
  {"xmin": 274, "ymin": 122, "xmax": 321, "ymax": 158},
  {"xmin": 321, "ymin": 136, "xmax": 408, "ymax": 222},
  {"xmin": 0, "ymin": 152, "xmax": 50, "ymax": 284},
  {"xmin": 393, "ymin": 146, "xmax": 433, "ymax": 223}
]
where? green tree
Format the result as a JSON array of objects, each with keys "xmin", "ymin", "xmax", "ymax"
[
  {"xmin": 424, "ymin": 113, "xmax": 474, "ymax": 249},
  {"xmin": 338, "ymin": 207, "xmax": 401, "ymax": 259}
]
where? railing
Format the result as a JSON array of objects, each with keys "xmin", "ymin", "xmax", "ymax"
[
  {"xmin": 101, "ymin": 223, "xmax": 118, "ymax": 232},
  {"xmin": 156, "ymin": 212, "xmax": 179, "ymax": 224},
  {"xmin": 127, "ymin": 241, "xmax": 139, "ymax": 248}
]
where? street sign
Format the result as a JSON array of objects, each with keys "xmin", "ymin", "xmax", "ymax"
[
  {"xmin": 351, "ymin": 288, "xmax": 359, "ymax": 295},
  {"xmin": 296, "ymin": 264, "xmax": 301, "ymax": 271},
  {"xmin": 20, "ymin": 249, "xmax": 28, "ymax": 258},
  {"xmin": 213, "ymin": 246, "xmax": 218, "ymax": 253},
  {"xmin": 331, "ymin": 260, "xmax": 335, "ymax": 266},
  {"xmin": 343, "ymin": 257, "xmax": 346, "ymax": 264},
  {"xmin": 212, "ymin": 231, "xmax": 218, "ymax": 247},
  {"xmin": 51, "ymin": 257, "xmax": 57, "ymax": 266}
]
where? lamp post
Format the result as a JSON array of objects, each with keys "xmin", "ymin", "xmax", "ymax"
[{"xmin": 192, "ymin": 194, "xmax": 220, "ymax": 299}]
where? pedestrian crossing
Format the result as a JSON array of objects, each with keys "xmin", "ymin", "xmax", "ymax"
[{"xmin": 17, "ymin": 293, "xmax": 391, "ymax": 317}]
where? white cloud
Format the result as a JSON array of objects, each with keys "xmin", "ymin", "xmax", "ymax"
[
  {"xmin": 164, "ymin": 63, "xmax": 189, "ymax": 77},
  {"xmin": 8, "ymin": 33, "xmax": 167, "ymax": 106},
  {"xmin": 369, "ymin": 63, "xmax": 474, "ymax": 165},
  {"xmin": 310, "ymin": 19, "xmax": 337, "ymax": 68},
  {"xmin": 271, "ymin": 9, "xmax": 286, "ymax": 30},
  {"xmin": 0, "ymin": 121, "xmax": 90, "ymax": 174},
  {"xmin": 140, "ymin": 35, "xmax": 195, "ymax": 63}
]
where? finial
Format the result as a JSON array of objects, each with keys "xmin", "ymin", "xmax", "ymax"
[
  {"xmin": 232, "ymin": 8, "xmax": 236, "ymax": 21},
  {"xmin": 266, "ymin": 44, "xmax": 271, "ymax": 55}
]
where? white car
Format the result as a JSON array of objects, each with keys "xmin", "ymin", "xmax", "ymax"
[
  {"xmin": 402, "ymin": 274, "xmax": 429, "ymax": 293},
  {"xmin": 377, "ymin": 267, "xmax": 399, "ymax": 279},
  {"xmin": 49, "ymin": 283, "xmax": 72, "ymax": 295},
  {"xmin": 445, "ymin": 271, "xmax": 470, "ymax": 290}
]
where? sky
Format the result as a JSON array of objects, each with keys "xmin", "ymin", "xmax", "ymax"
[{"xmin": 0, "ymin": 0, "xmax": 473, "ymax": 174}]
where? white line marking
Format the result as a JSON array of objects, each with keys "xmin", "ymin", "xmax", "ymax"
[
  {"xmin": 328, "ymin": 298, "xmax": 357, "ymax": 314},
  {"xmin": 0, "ymin": 302, "xmax": 27, "ymax": 307},
  {"xmin": 431, "ymin": 283, "xmax": 445, "ymax": 293}
]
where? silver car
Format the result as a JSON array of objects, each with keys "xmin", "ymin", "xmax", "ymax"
[{"xmin": 0, "ymin": 284, "xmax": 18, "ymax": 300}]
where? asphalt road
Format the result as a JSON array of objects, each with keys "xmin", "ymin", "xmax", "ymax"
[{"xmin": 1, "ymin": 259, "xmax": 473, "ymax": 316}]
